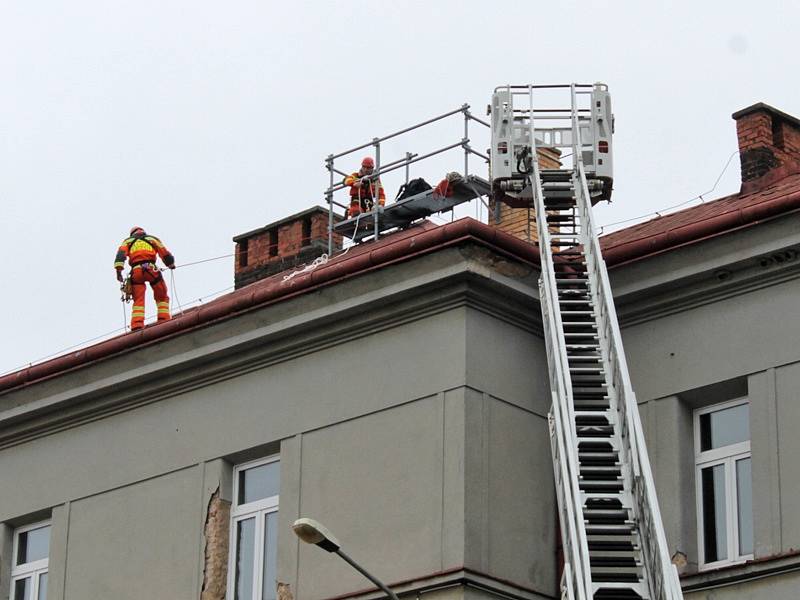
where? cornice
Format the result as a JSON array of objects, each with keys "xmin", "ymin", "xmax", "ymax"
[
  {"xmin": 0, "ymin": 249, "xmax": 542, "ymax": 449},
  {"xmin": 616, "ymin": 251, "xmax": 800, "ymax": 327}
]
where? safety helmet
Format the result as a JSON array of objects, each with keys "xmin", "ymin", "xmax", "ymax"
[
  {"xmin": 361, "ymin": 156, "xmax": 375, "ymax": 169},
  {"xmin": 130, "ymin": 226, "xmax": 145, "ymax": 236}
]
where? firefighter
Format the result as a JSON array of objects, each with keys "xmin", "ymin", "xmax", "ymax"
[
  {"xmin": 343, "ymin": 156, "xmax": 386, "ymax": 217},
  {"xmin": 114, "ymin": 226, "xmax": 176, "ymax": 330}
]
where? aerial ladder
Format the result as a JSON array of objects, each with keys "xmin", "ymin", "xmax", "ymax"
[
  {"xmin": 489, "ymin": 84, "xmax": 683, "ymax": 600},
  {"xmin": 325, "ymin": 85, "xmax": 684, "ymax": 600}
]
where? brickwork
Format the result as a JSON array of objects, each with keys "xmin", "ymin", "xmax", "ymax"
[
  {"xmin": 201, "ymin": 488, "xmax": 231, "ymax": 600},
  {"xmin": 734, "ymin": 104, "xmax": 800, "ymax": 184},
  {"xmin": 234, "ymin": 207, "xmax": 342, "ymax": 289},
  {"xmin": 488, "ymin": 147, "xmax": 562, "ymax": 243}
]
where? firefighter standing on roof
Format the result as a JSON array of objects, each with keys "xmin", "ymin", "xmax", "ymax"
[
  {"xmin": 114, "ymin": 227, "xmax": 176, "ymax": 330},
  {"xmin": 344, "ymin": 156, "xmax": 386, "ymax": 217}
]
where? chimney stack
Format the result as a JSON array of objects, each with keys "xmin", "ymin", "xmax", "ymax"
[
  {"xmin": 233, "ymin": 206, "xmax": 342, "ymax": 289},
  {"xmin": 733, "ymin": 103, "xmax": 800, "ymax": 193},
  {"xmin": 488, "ymin": 146, "xmax": 561, "ymax": 242}
]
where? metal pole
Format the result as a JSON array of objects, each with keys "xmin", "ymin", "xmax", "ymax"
[
  {"xmin": 405, "ymin": 152, "xmax": 411, "ymax": 184},
  {"xmin": 330, "ymin": 106, "xmax": 467, "ymax": 160},
  {"xmin": 335, "ymin": 549, "xmax": 400, "ymax": 600},
  {"xmin": 463, "ymin": 105, "xmax": 469, "ymax": 179},
  {"xmin": 373, "ymin": 139, "xmax": 380, "ymax": 241},
  {"xmin": 327, "ymin": 142, "xmax": 463, "ymax": 194},
  {"xmin": 464, "ymin": 106, "xmax": 475, "ymax": 219},
  {"xmin": 326, "ymin": 155, "xmax": 334, "ymax": 255}
]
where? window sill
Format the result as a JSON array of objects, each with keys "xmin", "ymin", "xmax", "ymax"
[{"xmin": 680, "ymin": 551, "xmax": 800, "ymax": 593}]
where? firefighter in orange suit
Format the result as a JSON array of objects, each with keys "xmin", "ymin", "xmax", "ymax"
[
  {"xmin": 344, "ymin": 156, "xmax": 386, "ymax": 217},
  {"xmin": 114, "ymin": 227, "xmax": 176, "ymax": 330}
]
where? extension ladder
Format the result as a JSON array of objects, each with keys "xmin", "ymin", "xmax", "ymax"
[{"xmin": 494, "ymin": 85, "xmax": 684, "ymax": 600}]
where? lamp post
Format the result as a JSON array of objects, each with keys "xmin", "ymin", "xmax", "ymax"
[{"xmin": 292, "ymin": 517, "xmax": 400, "ymax": 600}]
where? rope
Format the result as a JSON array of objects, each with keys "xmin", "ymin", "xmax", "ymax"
[
  {"xmin": 172, "ymin": 253, "xmax": 235, "ymax": 269},
  {"xmin": 282, "ymin": 254, "xmax": 329, "ymax": 283},
  {"xmin": 598, "ymin": 150, "xmax": 740, "ymax": 233},
  {"xmin": 121, "ymin": 297, "xmax": 128, "ymax": 332},
  {"xmin": 169, "ymin": 269, "xmax": 185, "ymax": 315}
]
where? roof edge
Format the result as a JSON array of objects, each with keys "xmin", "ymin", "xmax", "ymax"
[
  {"xmin": 603, "ymin": 187, "xmax": 800, "ymax": 268},
  {"xmin": 0, "ymin": 219, "xmax": 540, "ymax": 396}
]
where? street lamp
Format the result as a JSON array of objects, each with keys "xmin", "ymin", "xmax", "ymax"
[{"xmin": 292, "ymin": 517, "xmax": 400, "ymax": 600}]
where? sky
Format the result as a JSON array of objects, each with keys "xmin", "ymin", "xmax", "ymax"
[{"xmin": 1, "ymin": 0, "xmax": 798, "ymax": 375}]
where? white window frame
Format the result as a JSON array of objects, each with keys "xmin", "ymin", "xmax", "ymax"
[
  {"xmin": 694, "ymin": 398, "xmax": 753, "ymax": 570},
  {"xmin": 10, "ymin": 520, "xmax": 51, "ymax": 600},
  {"xmin": 226, "ymin": 455, "xmax": 280, "ymax": 600}
]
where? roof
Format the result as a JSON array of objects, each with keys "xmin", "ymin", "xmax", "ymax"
[
  {"xmin": 599, "ymin": 172, "xmax": 800, "ymax": 267},
  {"xmin": 0, "ymin": 219, "xmax": 539, "ymax": 395},
  {"xmin": 3, "ymin": 170, "xmax": 800, "ymax": 395}
]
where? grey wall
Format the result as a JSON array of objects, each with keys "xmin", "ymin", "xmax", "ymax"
[
  {"xmin": 3, "ymin": 220, "xmax": 800, "ymax": 599},
  {"xmin": 615, "ymin": 220, "xmax": 800, "ymax": 586},
  {"xmin": 0, "ymin": 247, "xmax": 555, "ymax": 600}
]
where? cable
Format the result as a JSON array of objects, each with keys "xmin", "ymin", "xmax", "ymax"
[
  {"xmin": 173, "ymin": 253, "xmax": 235, "ymax": 269},
  {"xmin": 598, "ymin": 150, "xmax": 740, "ymax": 233},
  {"xmin": 0, "ymin": 280, "xmax": 238, "ymax": 378},
  {"xmin": 170, "ymin": 269, "xmax": 184, "ymax": 315}
]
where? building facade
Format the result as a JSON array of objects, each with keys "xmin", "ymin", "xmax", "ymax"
[{"xmin": 1, "ymin": 103, "xmax": 800, "ymax": 600}]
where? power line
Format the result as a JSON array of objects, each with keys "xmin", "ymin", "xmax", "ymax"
[
  {"xmin": 0, "ymin": 282, "xmax": 238, "ymax": 378},
  {"xmin": 597, "ymin": 150, "xmax": 740, "ymax": 234}
]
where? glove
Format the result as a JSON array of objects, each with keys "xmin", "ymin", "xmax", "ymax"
[
  {"xmin": 116, "ymin": 269, "xmax": 124, "ymax": 282},
  {"xmin": 360, "ymin": 177, "xmax": 371, "ymax": 187},
  {"xmin": 169, "ymin": 264, "xmax": 176, "ymax": 270}
]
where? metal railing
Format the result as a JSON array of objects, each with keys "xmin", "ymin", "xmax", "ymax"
[
  {"xmin": 569, "ymin": 83, "xmax": 684, "ymax": 600},
  {"xmin": 323, "ymin": 104, "xmax": 490, "ymax": 254}
]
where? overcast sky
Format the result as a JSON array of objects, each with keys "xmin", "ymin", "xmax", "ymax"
[{"xmin": 1, "ymin": 0, "xmax": 798, "ymax": 375}]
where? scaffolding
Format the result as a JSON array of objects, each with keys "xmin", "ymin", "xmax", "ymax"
[{"xmin": 324, "ymin": 105, "xmax": 491, "ymax": 254}]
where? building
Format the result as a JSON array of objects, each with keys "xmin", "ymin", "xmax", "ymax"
[{"xmin": 1, "ymin": 102, "xmax": 800, "ymax": 600}]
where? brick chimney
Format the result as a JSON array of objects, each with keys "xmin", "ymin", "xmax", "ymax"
[
  {"xmin": 233, "ymin": 206, "xmax": 342, "ymax": 289},
  {"xmin": 488, "ymin": 146, "xmax": 562, "ymax": 241},
  {"xmin": 733, "ymin": 103, "xmax": 800, "ymax": 193}
]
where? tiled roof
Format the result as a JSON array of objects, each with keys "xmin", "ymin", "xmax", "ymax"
[
  {"xmin": 3, "ymin": 171, "xmax": 800, "ymax": 394},
  {"xmin": 600, "ymin": 173, "xmax": 800, "ymax": 266},
  {"xmin": 0, "ymin": 219, "xmax": 539, "ymax": 395}
]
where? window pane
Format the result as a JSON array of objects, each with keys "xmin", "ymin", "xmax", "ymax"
[
  {"xmin": 37, "ymin": 573, "xmax": 47, "ymax": 600},
  {"xmin": 262, "ymin": 511, "xmax": 278, "ymax": 600},
  {"xmin": 737, "ymin": 457, "xmax": 753, "ymax": 556},
  {"xmin": 16, "ymin": 526, "xmax": 50, "ymax": 565},
  {"xmin": 702, "ymin": 464, "xmax": 728, "ymax": 562},
  {"xmin": 700, "ymin": 404, "xmax": 749, "ymax": 451},
  {"xmin": 238, "ymin": 461, "xmax": 280, "ymax": 505},
  {"xmin": 234, "ymin": 518, "xmax": 256, "ymax": 600},
  {"xmin": 13, "ymin": 577, "xmax": 32, "ymax": 600}
]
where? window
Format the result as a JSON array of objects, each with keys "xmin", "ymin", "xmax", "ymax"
[
  {"xmin": 228, "ymin": 457, "xmax": 280, "ymax": 600},
  {"xmin": 694, "ymin": 399, "xmax": 753, "ymax": 569},
  {"xmin": 10, "ymin": 521, "xmax": 50, "ymax": 600}
]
